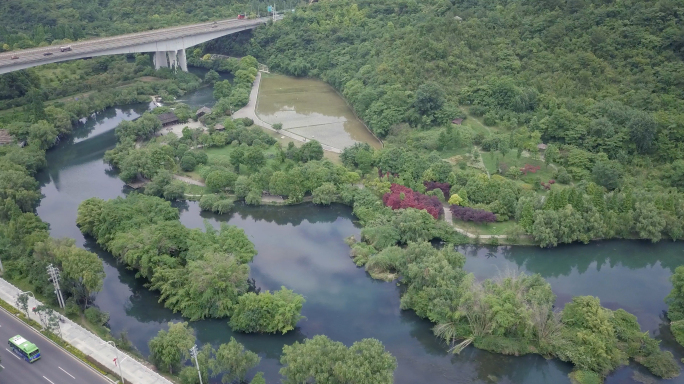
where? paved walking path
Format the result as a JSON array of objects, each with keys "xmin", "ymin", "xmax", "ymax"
[
  {"xmin": 232, "ymin": 72, "xmax": 343, "ymax": 154},
  {"xmin": 174, "ymin": 176, "xmax": 287, "ymax": 204},
  {"xmin": 174, "ymin": 174, "xmax": 205, "ymax": 186},
  {"xmin": 0, "ymin": 278, "xmax": 172, "ymax": 384}
]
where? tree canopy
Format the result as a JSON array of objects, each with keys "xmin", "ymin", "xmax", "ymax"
[{"xmin": 280, "ymin": 335, "xmax": 397, "ymax": 384}]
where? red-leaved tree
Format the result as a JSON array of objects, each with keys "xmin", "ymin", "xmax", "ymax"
[
  {"xmin": 520, "ymin": 164, "xmax": 541, "ymax": 175},
  {"xmin": 450, "ymin": 205, "xmax": 497, "ymax": 223},
  {"xmin": 424, "ymin": 181, "xmax": 451, "ymax": 200},
  {"xmin": 383, "ymin": 184, "xmax": 442, "ymax": 219}
]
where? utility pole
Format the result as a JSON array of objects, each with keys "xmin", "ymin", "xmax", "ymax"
[
  {"xmin": 105, "ymin": 341, "xmax": 125, "ymax": 384},
  {"xmin": 190, "ymin": 345, "xmax": 203, "ymax": 384},
  {"xmin": 46, "ymin": 264, "xmax": 65, "ymax": 309},
  {"xmin": 273, "ymin": 4, "xmax": 277, "ymax": 22}
]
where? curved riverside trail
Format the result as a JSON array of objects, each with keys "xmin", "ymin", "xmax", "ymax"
[
  {"xmin": 232, "ymin": 72, "xmax": 343, "ymax": 154},
  {"xmin": 173, "ymin": 174, "xmax": 205, "ymax": 186}
]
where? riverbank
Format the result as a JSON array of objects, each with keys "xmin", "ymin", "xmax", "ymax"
[
  {"xmin": 171, "ymin": 172, "xmax": 531, "ymax": 243},
  {"xmin": 31, "ymin": 110, "xmax": 684, "ymax": 383},
  {"xmin": 11, "ymin": 61, "xmax": 681, "ymax": 384}
]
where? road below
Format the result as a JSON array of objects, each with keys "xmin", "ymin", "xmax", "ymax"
[{"xmin": 0, "ymin": 308, "xmax": 111, "ymax": 384}]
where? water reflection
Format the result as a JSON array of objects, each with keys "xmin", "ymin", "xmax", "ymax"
[
  {"xmin": 32, "ymin": 86, "xmax": 684, "ymax": 383},
  {"xmin": 257, "ymin": 74, "xmax": 382, "ymax": 150},
  {"xmin": 461, "ymin": 242, "xmax": 684, "ymax": 332},
  {"xmin": 173, "ymin": 68, "xmax": 233, "ymax": 108}
]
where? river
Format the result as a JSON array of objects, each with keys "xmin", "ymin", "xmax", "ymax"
[{"xmin": 33, "ymin": 75, "xmax": 684, "ymax": 384}]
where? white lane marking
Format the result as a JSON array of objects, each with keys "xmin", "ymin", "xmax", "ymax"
[
  {"xmin": 5, "ymin": 348, "xmax": 20, "ymax": 359},
  {"xmin": 0, "ymin": 363, "xmax": 4, "ymax": 369},
  {"xmin": 43, "ymin": 376, "xmax": 56, "ymax": 384},
  {"xmin": 59, "ymin": 366, "xmax": 76, "ymax": 379}
]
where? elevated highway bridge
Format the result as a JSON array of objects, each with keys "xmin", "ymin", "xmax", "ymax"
[{"xmin": 0, "ymin": 17, "xmax": 275, "ymax": 74}]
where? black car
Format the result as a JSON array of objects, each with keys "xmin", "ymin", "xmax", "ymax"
[{"xmin": 43, "ymin": 52, "xmax": 53, "ymax": 56}]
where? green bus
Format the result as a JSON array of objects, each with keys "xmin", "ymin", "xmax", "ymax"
[{"xmin": 8, "ymin": 335, "xmax": 41, "ymax": 363}]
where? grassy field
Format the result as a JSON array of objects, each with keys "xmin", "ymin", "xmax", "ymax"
[
  {"xmin": 204, "ymin": 142, "xmax": 280, "ymax": 171},
  {"xmin": 462, "ymin": 105, "xmax": 515, "ymax": 135},
  {"xmin": 481, "ymin": 149, "xmax": 557, "ymax": 182},
  {"xmin": 184, "ymin": 184, "xmax": 207, "ymax": 196},
  {"xmin": 461, "ymin": 111, "xmax": 494, "ymax": 136},
  {"xmin": 454, "ymin": 219, "xmax": 519, "ymax": 236}
]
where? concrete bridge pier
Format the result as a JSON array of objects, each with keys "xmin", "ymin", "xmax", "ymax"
[
  {"xmin": 167, "ymin": 50, "xmax": 178, "ymax": 69},
  {"xmin": 154, "ymin": 50, "xmax": 188, "ymax": 71},
  {"xmin": 177, "ymin": 49, "xmax": 188, "ymax": 72},
  {"xmin": 154, "ymin": 51, "xmax": 168, "ymax": 69}
]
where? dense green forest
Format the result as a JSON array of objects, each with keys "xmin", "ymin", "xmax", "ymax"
[
  {"xmin": 231, "ymin": 0, "xmax": 684, "ymax": 246},
  {"xmin": 250, "ymin": 0, "xmax": 684, "ymax": 160},
  {"xmin": 2, "ymin": 0, "xmax": 684, "ymax": 382}
]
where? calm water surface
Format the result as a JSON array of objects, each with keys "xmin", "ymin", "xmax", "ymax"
[
  {"xmin": 173, "ymin": 67, "xmax": 234, "ymax": 108},
  {"xmin": 257, "ymin": 74, "xmax": 382, "ymax": 150},
  {"xmin": 34, "ymin": 86, "xmax": 684, "ymax": 384}
]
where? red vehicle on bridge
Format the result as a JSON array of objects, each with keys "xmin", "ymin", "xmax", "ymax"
[{"xmin": 237, "ymin": 13, "xmax": 246, "ymax": 20}]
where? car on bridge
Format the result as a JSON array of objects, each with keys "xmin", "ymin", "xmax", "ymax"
[
  {"xmin": 10, "ymin": 55, "xmax": 19, "ymax": 60},
  {"xmin": 43, "ymin": 52, "xmax": 53, "ymax": 56},
  {"xmin": 60, "ymin": 46, "xmax": 72, "ymax": 52}
]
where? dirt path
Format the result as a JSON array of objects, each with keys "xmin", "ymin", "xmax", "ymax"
[
  {"xmin": 174, "ymin": 175, "xmax": 289, "ymax": 204},
  {"xmin": 174, "ymin": 174, "xmax": 205, "ymax": 186}
]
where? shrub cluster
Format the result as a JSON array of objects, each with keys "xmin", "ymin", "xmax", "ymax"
[
  {"xmin": 520, "ymin": 164, "xmax": 541, "ymax": 175},
  {"xmin": 383, "ymin": 184, "xmax": 442, "ymax": 219},
  {"xmin": 450, "ymin": 205, "xmax": 497, "ymax": 224},
  {"xmin": 229, "ymin": 287, "xmax": 305, "ymax": 334},
  {"xmin": 424, "ymin": 181, "xmax": 450, "ymax": 200}
]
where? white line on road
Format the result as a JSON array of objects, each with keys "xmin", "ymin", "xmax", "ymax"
[
  {"xmin": 59, "ymin": 366, "xmax": 76, "ymax": 379},
  {"xmin": 5, "ymin": 348, "xmax": 20, "ymax": 359},
  {"xmin": 0, "ymin": 363, "xmax": 4, "ymax": 369},
  {"xmin": 43, "ymin": 376, "xmax": 56, "ymax": 384}
]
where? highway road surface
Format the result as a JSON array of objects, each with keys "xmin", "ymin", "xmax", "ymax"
[
  {"xmin": 0, "ymin": 17, "xmax": 269, "ymax": 69},
  {"xmin": 0, "ymin": 308, "xmax": 111, "ymax": 384}
]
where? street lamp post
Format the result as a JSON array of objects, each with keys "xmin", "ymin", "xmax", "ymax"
[
  {"xmin": 190, "ymin": 345, "xmax": 203, "ymax": 384},
  {"xmin": 104, "ymin": 341, "xmax": 125, "ymax": 384}
]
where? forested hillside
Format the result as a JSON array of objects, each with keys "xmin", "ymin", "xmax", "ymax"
[
  {"xmin": 2, "ymin": 1, "xmax": 684, "ymax": 381},
  {"xmin": 250, "ymin": 0, "xmax": 684, "ymax": 162}
]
